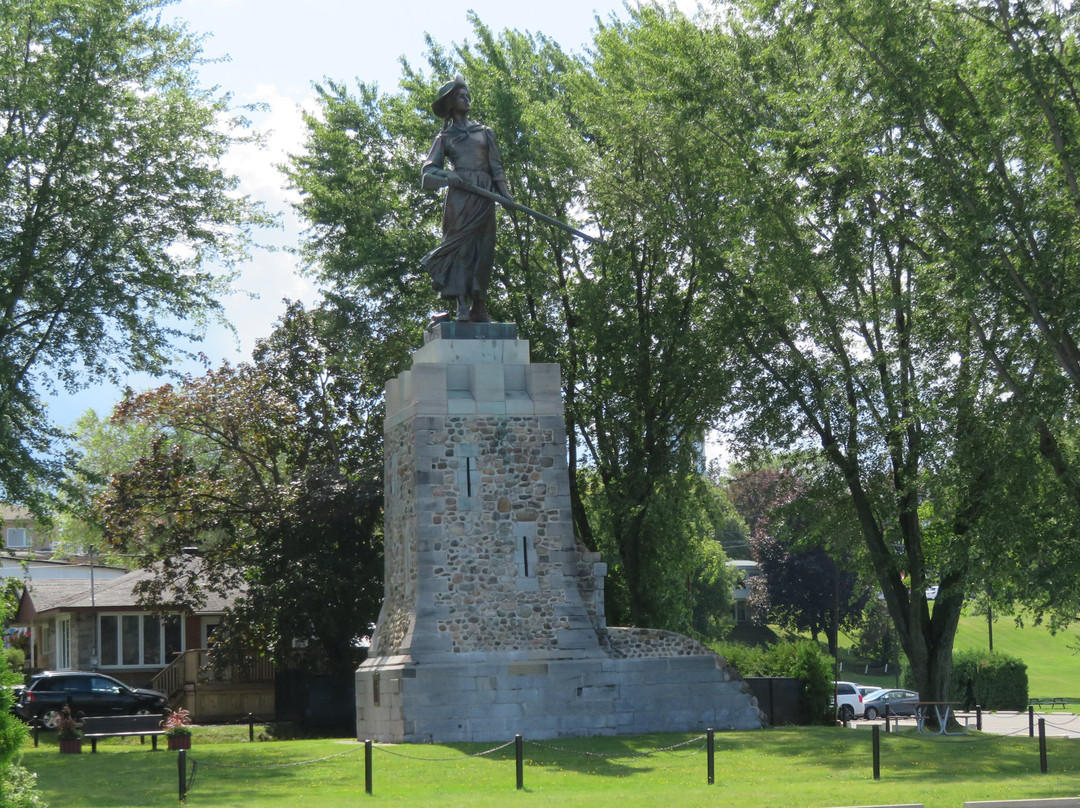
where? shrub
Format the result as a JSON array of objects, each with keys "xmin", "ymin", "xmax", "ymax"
[
  {"xmin": 950, "ymin": 649, "xmax": 1028, "ymax": 711},
  {"xmin": 0, "ymin": 764, "xmax": 46, "ymax": 808},
  {"xmin": 714, "ymin": 639, "xmax": 833, "ymax": 723},
  {"xmin": 3, "ymin": 648, "xmax": 24, "ymax": 673}
]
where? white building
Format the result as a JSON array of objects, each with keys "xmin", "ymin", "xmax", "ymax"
[{"xmin": 727, "ymin": 559, "xmax": 760, "ymax": 624}]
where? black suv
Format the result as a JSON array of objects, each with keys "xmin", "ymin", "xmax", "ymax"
[{"xmin": 15, "ymin": 671, "xmax": 169, "ymax": 728}]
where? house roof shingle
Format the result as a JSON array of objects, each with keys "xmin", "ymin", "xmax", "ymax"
[{"xmin": 15, "ymin": 568, "xmax": 235, "ymax": 623}]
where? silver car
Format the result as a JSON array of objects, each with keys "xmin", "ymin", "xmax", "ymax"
[{"xmin": 862, "ymin": 688, "xmax": 921, "ymax": 720}]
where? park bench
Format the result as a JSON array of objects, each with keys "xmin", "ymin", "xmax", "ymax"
[{"xmin": 81, "ymin": 714, "xmax": 166, "ymax": 752}]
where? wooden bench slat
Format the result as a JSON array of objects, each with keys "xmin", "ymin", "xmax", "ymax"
[{"xmin": 81, "ymin": 714, "xmax": 166, "ymax": 752}]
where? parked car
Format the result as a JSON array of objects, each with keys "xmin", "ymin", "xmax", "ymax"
[
  {"xmin": 856, "ymin": 684, "xmax": 882, "ymax": 700},
  {"xmin": 832, "ymin": 681, "xmax": 865, "ymax": 721},
  {"xmin": 15, "ymin": 671, "xmax": 169, "ymax": 729},
  {"xmin": 861, "ymin": 688, "xmax": 921, "ymax": 720}
]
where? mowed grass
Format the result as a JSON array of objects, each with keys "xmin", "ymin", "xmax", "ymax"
[
  {"xmin": 832, "ymin": 611, "xmax": 1080, "ymax": 697},
  {"xmin": 19, "ymin": 724, "xmax": 1080, "ymax": 808},
  {"xmin": 951, "ymin": 614, "xmax": 1080, "ymax": 698}
]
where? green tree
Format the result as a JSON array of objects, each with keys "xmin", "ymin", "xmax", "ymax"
[
  {"xmin": 729, "ymin": 465, "xmax": 868, "ymax": 655},
  {"xmin": 93, "ymin": 302, "xmax": 383, "ymax": 677},
  {"xmin": 0, "ymin": 0, "xmax": 268, "ymax": 506},
  {"xmin": 808, "ymin": 0, "xmax": 1080, "ymax": 626},
  {"xmin": 853, "ymin": 599, "xmax": 901, "ymax": 669},
  {"xmin": 660, "ymin": 0, "xmax": 1080, "ymax": 706},
  {"xmin": 284, "ymin": 5, "xmax": 1080, "ymax": 696},
  {"xmin": 285, "ymin": 12, "xmax": 738, "ymax": 631},
  {"xmin": 40, "ymin": 409, "xmax": 160, "ymax": 565},
  {"xmin": 0, "ymin": 593, "xmax": 36, "ymax": 806}
]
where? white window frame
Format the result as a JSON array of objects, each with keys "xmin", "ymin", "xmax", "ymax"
[
  {"xmin": 5, "ymin": 527, "xmax": 28, "ymax": 548},
  {"xmin": 97, "ymin": 613, "xmax": 185, "ymax": 668},
  {"xmin": 56, "ymin": 617, "xmax": 71, "ymax": 670}
]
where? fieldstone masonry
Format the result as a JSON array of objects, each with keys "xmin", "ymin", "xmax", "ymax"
[{"xmin": 356, "ymin": 322, "xmax": 764, "ymax": 741}]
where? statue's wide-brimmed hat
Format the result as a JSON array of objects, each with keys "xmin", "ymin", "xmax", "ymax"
[{"xmin": 432, "ymin": 74, "xmax": 467, "ymax": 118}]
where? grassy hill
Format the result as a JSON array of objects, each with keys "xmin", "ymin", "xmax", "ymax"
[
  {"xmin": 744, "ymin": 610, "xmax": 1080, "ymax": 699},
  {"xmin": 951, "ymin": 612, "xmax": 1080, "ymax": 698}
]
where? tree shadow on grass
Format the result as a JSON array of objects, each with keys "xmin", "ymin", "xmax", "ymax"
[
  {"xmin": 712, "ymin": 725, "xmax": 1080, "ymax": 784},
  {"xmin": 429, "ymin": 733, "xmax": 705, "ymax": 778}
]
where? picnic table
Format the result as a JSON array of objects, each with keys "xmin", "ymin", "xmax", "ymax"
[
  {"xmin": 915, "ymin": 702, "xmax": 969, "ymax": 735},
  {"xmin": 1028, "ymin": 697, "xmax": 1071, "ymax": 710}
]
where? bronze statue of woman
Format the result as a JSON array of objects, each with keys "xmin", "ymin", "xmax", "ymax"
[{"xmin": 420, "ymin": 75, "xmax": 512, "ymax": 323}]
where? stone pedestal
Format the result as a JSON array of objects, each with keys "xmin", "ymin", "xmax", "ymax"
[{"xmin": 356, "ymin": 323, "xmax": 763, "ymax": 742}]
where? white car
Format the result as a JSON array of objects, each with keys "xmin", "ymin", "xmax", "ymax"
[{"xmin": 832, "ymin": 681, "xmax": 864, "ymax": 722}]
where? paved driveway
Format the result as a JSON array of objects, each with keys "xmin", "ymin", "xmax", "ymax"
[{"xmin": 853, "ymin": 711, "xmax": 1080, "ymax": 738}]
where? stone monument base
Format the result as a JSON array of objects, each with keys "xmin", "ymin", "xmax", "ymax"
[
  {"xmin": 358, "ymin": 323, "xmax": 764, "ymax": 742},
  {"xmin": 357, "ymin": 628, "xmax": 763, "ymax": 742}
]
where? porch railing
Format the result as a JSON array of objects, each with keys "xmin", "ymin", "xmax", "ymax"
[{"xmin": 151, "ymin": 649, "xmax": 274, "ymax": 700}]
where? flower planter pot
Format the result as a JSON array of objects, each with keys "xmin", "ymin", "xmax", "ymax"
[
  {"xmin": 168, "ymin": 734, "xmax": 192, "ymax": 751},
  {"xmin": 59, "ymin": 738, "xmax": 82, "ymax": 754}
]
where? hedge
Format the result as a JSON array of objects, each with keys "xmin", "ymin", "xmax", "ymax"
[{"xmin": 950, "ymin": 649, "xmax": 1028, "ymax": 711}]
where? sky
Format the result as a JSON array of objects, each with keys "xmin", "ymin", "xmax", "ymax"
[{"xmin": 45, "ymin": 0, "xmax": 699, "ymax": 429}]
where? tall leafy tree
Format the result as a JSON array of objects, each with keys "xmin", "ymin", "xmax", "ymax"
[
  {"xmin": 809, "ymin": 0, "xmax": 1080, "ymax": 623},
  {"xmin": 0, "ymin": 0, "xmax": 267, "ymax": 506},
  {"xmin": 655, "ymin": 0, "xmax": 1080, "ymax": 704},
  {"xmin": 0, "ymin": 591, "xmax": 36, "ymax": 807},
  {"xmin": 284, "ymin": 5, "xmax": 1080, "ymax": 691},
  {"xmin": 93, "ymin": 303, "xmax": 384, "ymax": 676},
  {"xmin": 284, "ymin": 12, "xmax": 738, "ymax": 630},
  {"xmin": 730, "ymin": 465, "xmax": 867, "ymax": 655}
]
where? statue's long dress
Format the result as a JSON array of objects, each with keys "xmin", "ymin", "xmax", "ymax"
[{"xmin": 420, "ymin": 122, "xmax": 506, "ymax": 300}]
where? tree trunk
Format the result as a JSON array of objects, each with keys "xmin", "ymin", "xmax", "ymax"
[{"xmin": 831, "ymin": 449, "xmax": 965, "ymax": 710}]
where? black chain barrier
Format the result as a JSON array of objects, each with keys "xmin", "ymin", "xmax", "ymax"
[
  {"xmin": 869, "ymin": 715, "xmax": 1064, "ymax": 780},
  {"xmin": 174, "ymin": 717, "xmax": 1071, "ymax": 802},
  {"xmin": 176, "ymin": 731, "xmax": 715, "ymax": 800},
  {"xmin": 882, "ymin": 725, "xmax": 1032, "ymax": 743},
  {"xmin": 371, "ymin": 738, "xmax": 515, "ymax": 761},
  {"xmin": 527, "ymin": 734, "xmax": 708, "ymax": 760}
]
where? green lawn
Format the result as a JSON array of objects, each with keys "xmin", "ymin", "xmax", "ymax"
[
  {"xmin": 951, "ymin": 613, "xmax": 1080, "ymax": 698},
  {"xmin": 18, "ymin": 612, "xmax": 1079, "ymax": 806},
  {"xmin": 828, "ymin": 611, "xmax": 1080, "ymax": 697},
  {"xmin": 18, "ymin": 724, "xmax": 1080, "ymax": 808}
]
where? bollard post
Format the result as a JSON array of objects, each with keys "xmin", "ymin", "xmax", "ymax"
[
  {"xmin": 976, "ymin": 705, "xmax": 982, "ymax": 731},
  {"xmin": 707, "ymin": 728, "xmax": 715, "ymax": 785},
  {"xmin": 178, "ymin": 748, "xmax": 187, "ymax": 803},
  {"xmin": 515, "ymin": 734, "xmax": 524, "ymax": 791},
  {"xmin": 365, "ymin": 739, "xmax": 373, "ymax": 795},
  {"xmin": 884, "ymin": 707, "xmax": 891, "ymax": 733},
  {"xmin": 1029, "ymin": 705, "xmax": 1035, "ymax": 738},
  {"xmin": 248, "ymin": 713, "xmax": 254, "ymax": 742},
  {"xmin": 32, "ymin": 720, "xmax": 38, "ymax": 748},
  {"xmin": 872, "ymin": 724, "xmax": 880, "ymax": 780},
  {"xmin": 1038, "ymin": 719, "xmax": 1047, "ymax": 774}
]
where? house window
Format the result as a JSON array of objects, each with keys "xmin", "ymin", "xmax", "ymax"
[
  {"xmin": 5, "ymin": 528, "xmax": 28, "ymax": 548},
  {"xmin": 98, "ymin": 614, "xmax": 183, "ymax": 667}
]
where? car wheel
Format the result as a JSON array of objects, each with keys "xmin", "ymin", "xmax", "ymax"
[
  {"xmin": 864, "ymin": 706, "xmax": 880, "ymax": 720},
  {"xmin": 840, "ymin": 704, "xmax": 854, "ymax": 721},
  {"xmin": 40, "ymin": 710, "xmax": 63, "ymax": 730},
  {"xmin": 132, "ymin": 708, "xmax": 152, "ymax": 716}
]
